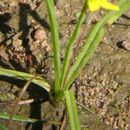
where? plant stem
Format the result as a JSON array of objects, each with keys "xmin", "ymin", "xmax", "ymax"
[
  {"xmin": 60, "ymin": 1, "xmax": 87, "ymax": 89},
  {"xmin": 45, "ymin": 0, "xmax": 61, "ymax": 94},
  {"xmin": 64, "ymin": 10, "xmax": 116, "ymax": 90}
]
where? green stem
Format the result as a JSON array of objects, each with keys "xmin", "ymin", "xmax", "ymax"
[
  {"xmin": 64, "ymin": 9, "xmax": 117, "ymax": 90},
  {"xmin": 64, "ymin": 0, "xmax": 129, "ymax": 89},
  {"xmin": 0, "ymin": 68, "xmax": 51, "ymax": 91},
  {"xmin": 45, "ymin": 0, "xmax": 61, "ymax": 94},
  {"xmin": 64, "ymin": 90, "xmax": 81, "ymax": 130},
  {"xmin": 65, "ymin": 27, "xmax": 105, "ymax": 90},
  {"xmin": 60, "ymin": 1, "xmax": 87, "ymax": 89}
]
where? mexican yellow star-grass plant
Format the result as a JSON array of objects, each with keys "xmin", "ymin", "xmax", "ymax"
[
  {"xmin": 87, "ymin": 0, "xmax": 119, "ymax": 12},
  {"xmin": 1, "ymin": 0, "xmax": 130, "ymax": 130}
]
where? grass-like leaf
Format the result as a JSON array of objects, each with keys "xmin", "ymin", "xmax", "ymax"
[
  {"xmin": 107, "ymin": 0, "xmax": 130, "ymax": 24},
  {"xmin": 64, "ymin": 0, "xmax": 129, "ymax": 89},
  {"xmin": 45, "ymin": 0, "xmax": 61, "ymax": 94},
  {"xmin": 64, "ymin": 90, "xmax": 80, "ymax": 130},
  {"xmin": 65, "ymin": 27, "xmax": 105, "ymax": 89},
  {"xmin": 60, "ymin": 1, "xmax": 87, "ymax": 89},
  {"xmin": 0, "ymin": 124, "xmax": 7, "ymax": 130},
  {"xmin": 0, "ymin": 112, "xmax": 37, "ymax": 123},
  {"xmin": 0, "ymin": 68, "xmax": 51, "ymax": 92},
  {"xmin": 64, "ymin": 12, "xmax": 110, "ymax": 90}
]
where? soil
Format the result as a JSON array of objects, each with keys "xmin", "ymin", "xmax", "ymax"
[{"xmin": 0, "ymin": 0, "xmax": 130, "ymax": 130}]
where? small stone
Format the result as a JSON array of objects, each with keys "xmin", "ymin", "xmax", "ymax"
[
  {"xmin": 34, "ymin": 29, "xmax": 47, "ymax": 41},
  {"xmin": 12, "ymin": 39, "xmax": 22, "ymax": 48},
  {"xmin": 121, "ymin": 40, "xmax": 130, "ymax": 51}
]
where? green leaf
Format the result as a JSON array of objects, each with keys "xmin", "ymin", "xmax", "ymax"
[
  {"xmin": 0, "ymin": 124, "xmax": 7, "ymax": 130},
  {"xmin": 65, "ymin": 20, "xmax": 106, "ymax": 89},
  {"xmin": 64, "ymin": 90, "xmax": 80, "ymax": 130},
  {"xmin": 60, "ymin": 1, "xmax": 87, "ymax": 89},
  {"xmin": 45, "ymin": 0, "xmax": 61, "ymax": 94},
  {"xmin": 65, "ymin": 26, "xmax": 105, "ymax": 89},
  {"xmin": 107, "ymin": 0, "xmax": 130, "ymax": 24},
  {"xmin": 0, "ymin": 68, "xmax": 50, "ymax": 92},
  {"xmin": 64, "ymin": 0, "xmax": 130, "ymax": 89},
  {"xmin": 0, "ymin": 112, "xmax": 37, "ymax": 123}
]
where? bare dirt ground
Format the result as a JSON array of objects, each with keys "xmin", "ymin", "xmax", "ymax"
[{"xmin": 0, "ymin": 0, "xmax": 130, "ymax": 130}]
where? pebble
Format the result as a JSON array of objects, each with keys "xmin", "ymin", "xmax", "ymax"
[
  {"xmin": 34, "ymin": 28, "xmax": 47, "ymax": 41},
  {"xmin": 121, "ymin": 40, "xmax": 130, "ymax": 51}
]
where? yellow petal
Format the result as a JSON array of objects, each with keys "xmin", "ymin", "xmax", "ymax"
[
  {"xmin": 100, "ymin": 1, "xmax": 119, "ymax": 11},
  {"xmin": 87, "ymin": 0, "xmax": 119, "ymax": 12},
  {"xmin": 88, "ymin": 0, "xmax": 100, "ymax": 12}
]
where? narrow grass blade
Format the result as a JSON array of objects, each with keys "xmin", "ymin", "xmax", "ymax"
[
  {"xmin": 64, "ymin": 0, "xmax": 129, "ymax": 89},
  {"xmin": 107, "ymin": 0, "xmax": 130, "ymax": 24},
  {"xmin": 65, "ymin": 27, "xmax": 105, "ymax": 89},
  {"xmin": 60, "ymin": 1, "xmax": 87, "ymax": 88},
  {"xmin": 64, "ymin": 13, "xmax": 110, "ymax": 90},
  {"xmin": 0, "ymin": 68, "xmax": 50, "ymax": 92},
  {"xmin": 0, "ymin": 124, "xmax": 7, "ymax": 130},
  {"xmin": 45, "ymin": 0, "xmax": 61, "ymax": 93},
  {"xmin": 64, "ymin": 90, "xmax": 80, "ymax": 130},
  {"xmin": 0, "ymin": 112, "xmax": 37, "ymax": 123}
]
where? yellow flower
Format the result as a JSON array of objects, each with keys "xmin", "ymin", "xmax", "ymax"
[{"xmin": 87, "ymin": 0, "xmax": 119, "ymax": 12}]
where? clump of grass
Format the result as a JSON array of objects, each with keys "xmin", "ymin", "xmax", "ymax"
[{"xmin": 0, "ymin": 0, "xmax": 130, "ymax": 130}]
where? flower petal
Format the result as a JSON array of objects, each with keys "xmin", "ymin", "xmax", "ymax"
[
  {"xmin": 100, "ymin": 1, "xmax": 119, "ymax": 11},
  {"xmin": 88, "ymin": 0, "xmax": 101, "ymax": 12}
]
